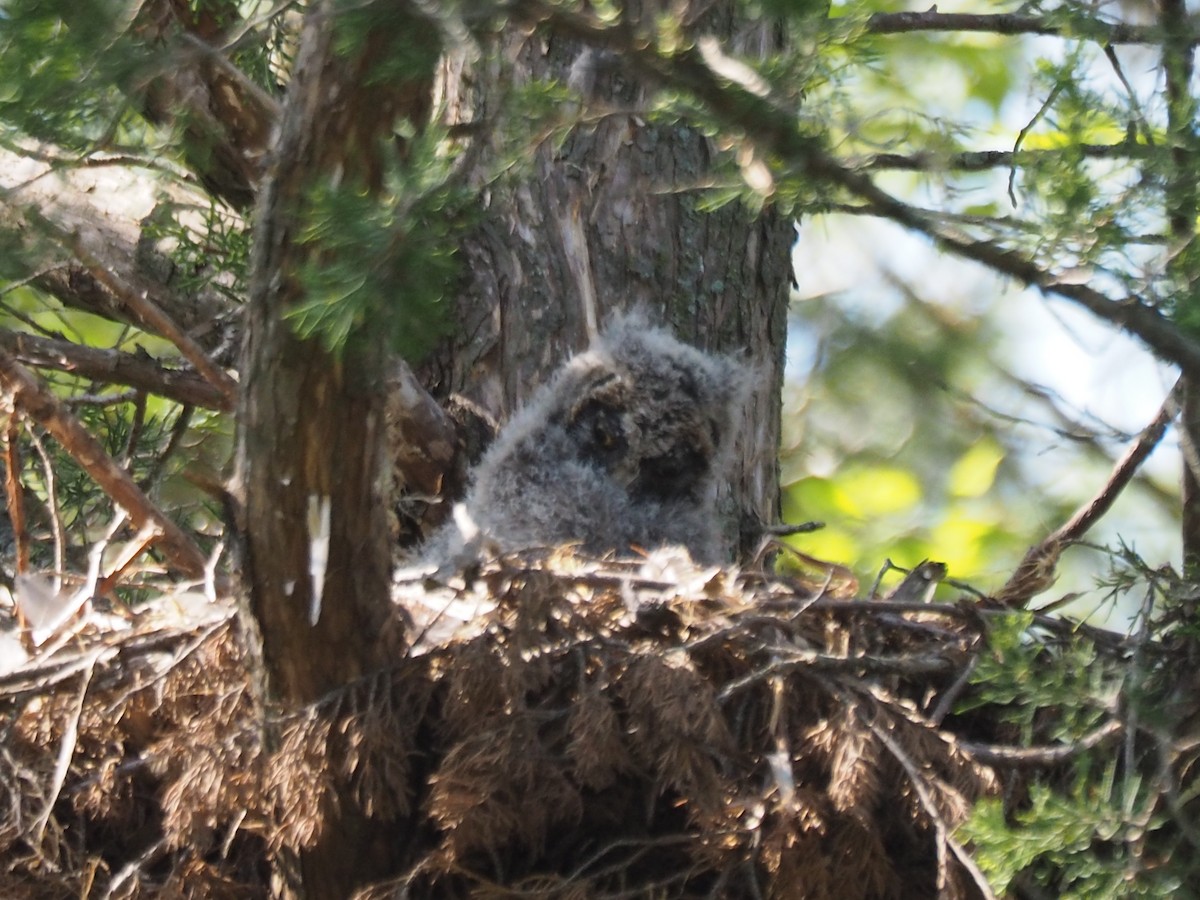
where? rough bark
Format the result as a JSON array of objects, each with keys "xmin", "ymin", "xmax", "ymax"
[
  {"xmin": 126, "ymin": 0, "xmax": 280, "ymax": 211},
  {"xmin": 424, "ymin": 7, "xmax": 793, "ymax": 552},
  {"xmin": 235, "ymin": 3, "xmax": 439, "ymax": 896}
]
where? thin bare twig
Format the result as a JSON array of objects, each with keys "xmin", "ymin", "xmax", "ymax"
[
  {"xmin": 995, "ymin": 378, "xmax": 1180, "ymax": 607},
  {"xmin": 1008, "ymin": 82, "xmax": 1062, "ymax": 206},
  {"xmin": 718, "ymin": 648, "xmax": 959, "ymax": 699},
  {"xmin": 26, "ymin": 428, "xmax": 65, "ymax": 590},
  {"xmin": 864, "ymin": 10, "xmax": 1169, "ymax": 45},
  {"xmin": 868, "ymin": 716, "xmax": 998, "ymax": 899},
  {"xmin": 29, "ymin": 649, "xmax": 103, "ymax": 846},
  {"xmin": 930, "ymin": 652, "xmax": 981, "ymax": 726},
  {"xmin": 960, "ymin": 718, "xmax": 1124, "ymax": 767},
  {"xmin": 101, "ymin": 837, "xmax": 168, "ymax": 899},
  {"xmin": 139, "ymin": 403, "xmax": 194, "ymax": 492}
]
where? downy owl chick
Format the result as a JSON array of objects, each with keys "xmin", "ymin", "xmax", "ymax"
[{"xmin": 429, "ymin": 312, "xmax": 744, "ymax": 564}]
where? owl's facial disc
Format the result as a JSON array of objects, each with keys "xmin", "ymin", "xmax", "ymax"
[{"xmin": 567, "ymin": 397, "xmax": 631, "ymax": 476}]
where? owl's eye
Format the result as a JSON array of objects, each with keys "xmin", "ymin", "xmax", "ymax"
[
  {"xmin": 569, "ymin": 399, "xmax": 628, "ymax": 469},
  {"xmin": 593, "ymin": 420, "xmax": 617, "ymax": 448}
]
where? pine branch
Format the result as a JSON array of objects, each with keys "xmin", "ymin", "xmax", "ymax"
[
  {"xmin": 863, "ymin": 141, "xmax": 1153, "ymax": 172},
  {"xmin": 863, "ymin": 10, "xmax": 1173, "ymax": 45},
  {"xmin": 0, "ymin": 327, "xmax": 230, "ymax": 411},
  {"xmin": 0, "ymin": 349, "xmax": 208, "ymax": 580}
]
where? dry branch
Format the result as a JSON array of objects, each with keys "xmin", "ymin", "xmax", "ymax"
[
  {"xmin": 0, "ymin": 546, "xmax": 1167, "ymax": 898},
  {"xmin": 0, "ymin": 349, "xmax": 208, "ymax": 580},
  {"xmin": 0, "ymin": 327, "xmax": 230, "ymax": 411},
  {"xmin": 23, "ymin": 204, "xmax": 240, "ymax": 407},
  {"xmin": 0, "ymin": 147, "xmax": 237, "ymax": 349},
  {"xmin": 961, "ymin": 719, "xmax": 1124, "ymax": 768},
  {"xmin": 864, "ymin": 10, "xmax": 1169, "ymax": 44},
  {"xmin": 996, "ymin": 378, "xmax": 1179, "ymax": 607}
]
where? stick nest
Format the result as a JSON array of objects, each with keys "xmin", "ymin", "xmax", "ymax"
[{"xmin": 0, "ymin": 551, "xmax": 1001, "ymax": 898}]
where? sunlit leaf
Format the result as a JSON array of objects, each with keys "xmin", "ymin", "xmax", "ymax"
[
  {"xmin": 836, "ymin": 465, "xmax": 922, "ymax": 516},
  {"xmin": 948, "ymin": 438, "xmax": 1004, "ymax": 498}
]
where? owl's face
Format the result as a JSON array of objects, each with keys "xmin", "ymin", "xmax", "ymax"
[{"xmin": 553, "ymin": 336, "xmax": 732, "ymax": 506}]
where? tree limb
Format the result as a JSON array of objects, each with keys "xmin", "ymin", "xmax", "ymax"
[
  {"xmin": 0, "ymin": 146, "xmax": 237, "ymax": 352},
  {"xmin": 995, "ymin": 380, "xmax": 1179, "ymax": 607},
  {"xmin": 0, "ymin": 349, "xmax": 208, "ymax": 580},
  {"xmin": 17, "ymin": 204, "xmax": 239, "ymax": 407},
  {"xmin": 517, "ymin": 2, "xmax": 1200, "ymax": 373},
  {"xmin": 864, "ymin": 10, "xmax": 1174, "ymax": 45},
  {"xmin": 0, "ymin": 327, "xmax": 229, "ymax": 411},
  {"xmin": 863, "ymin": 141, "xmax": 1154, "ymax": 172}
]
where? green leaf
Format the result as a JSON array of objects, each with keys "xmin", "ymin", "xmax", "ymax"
[{"xmin": 836, "ymin": 465, "xmax": 922, "ymax": 516}]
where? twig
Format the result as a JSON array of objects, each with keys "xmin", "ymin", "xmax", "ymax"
[
  {"xmin": 26, "ymin": 428, "xmax": 65, "ymax": 590},
  {"xmin": 1102, "ymin": 46, "xmax": 1154, "ymax": 144},
  {"xmin": 4, "ymin": 413, "xmax": 29, "ymax": 574},
  {"xmin": 139, "ymin": 403, "xmax": 194, "ymax": 492},
  {"xmin": 1008, "ymin": 82, "xmax": 1061, "ymax": 206},
  {"xmin": 960, "ymin": 718, "xmax": 1123, "ymax": 767},
  {"xmin": 0, "ymin": 349, "xmax": 209, "ymax": 580},
  {"xmin": 101, "ymin": 837, "xmax": 168, "ymax": 899},
  {"xmin": 718, "ymin": 648, "xmax": 959, "ymax": 699},
  {"xmin": 64, "ymin": 389, "xmax": 140, "ymax": 407},
  {"xmin": 762, "ymin": 520, "xmax": 824, "ymax": 536},
  {"xmin": 864, "ymin": 10, "xmax": 1168, "ymax": 45},
  {"xmin": 29, "ymin": 648, "xmax": 104, "ymax": 846},
  {"xmin": 929, "ymin": 651, "xmax": 981, "ymax": 726},
  {"xmin": 868, "ymin": 717, "xmax": 998, "ymax": 899},
  {"xmin": 862, "ymin": 141, "xmax": 1153, "ymax": 172},
  {"xmin": 995, "ymin": 377, "xmax": 1180, "ymax": 607},
  {"xmin": 119, "ymin": 390, "xmax": 147, "ymax": 467}
]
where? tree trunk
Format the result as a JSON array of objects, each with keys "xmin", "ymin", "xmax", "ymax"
[
  {"xmin": 425, "ymin": 9, "xmax": 793, "ymax": 550},
  {"xmin": 238, "ymin": 4, "xmax": 789, "ymax": 895},
  {"xmin": 236, "ymin": 3, "xmax": 438, "ymax": 896}
]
